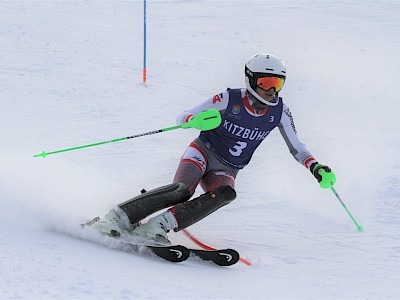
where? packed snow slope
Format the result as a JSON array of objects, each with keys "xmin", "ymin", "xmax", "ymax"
[{"xmin": 1, "ymin": 1, "xmax": 399, "ymax": 299}]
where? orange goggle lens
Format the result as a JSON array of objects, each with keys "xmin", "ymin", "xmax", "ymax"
[{"xmin": 256, "ymin": 76, "xmax": 285, "ymax": 92}]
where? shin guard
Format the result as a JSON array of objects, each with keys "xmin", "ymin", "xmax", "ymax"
[
  {"xmin": 170, "ymin": 185, "xmax": 236, "ymax": 231},
  {"xmin": 118, "ymin": 183, "xmax": 191, "ymax": 225}
]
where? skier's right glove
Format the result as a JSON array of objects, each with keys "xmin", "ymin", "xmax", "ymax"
[{"xmin": 310, "ymin": 162, "xmax": 336, "ymax": 189}]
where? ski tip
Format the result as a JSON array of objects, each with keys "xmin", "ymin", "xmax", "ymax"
[
  {"xmin": 190, "ymin": 248, "xmax": 240, "ymax": 266},
  {"xmin": 216, "ymin": 248, "xmax": 240, "ymax": 266},
  {"xmin": 216, "ymin": 249, "xmax": 252, "ymax": 266},
  {"xmin": 150, "ymin": 245, "xmax": 190, "ymax": 263}
]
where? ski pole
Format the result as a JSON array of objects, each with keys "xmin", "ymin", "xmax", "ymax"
[
  {"xmin": 34, "ymin": 109, "xmax": 221, "ymax": 159},
  {"xmin": 330, "ymin": 186, "xmax": 364, "ymax": 232}
]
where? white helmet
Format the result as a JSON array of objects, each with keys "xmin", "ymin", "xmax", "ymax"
[{"xmin": 245, "ymin": 53, "xmax": 286, "ymax": 106}]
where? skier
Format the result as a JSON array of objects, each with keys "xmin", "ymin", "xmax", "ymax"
[{"xmin": 90, "ymin": 53, "xmax": 336, "ymax": 244}]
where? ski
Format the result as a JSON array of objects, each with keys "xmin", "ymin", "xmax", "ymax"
[
  {"xmin": 120, "ymin": 240, "xmax": 239, "ymax": 266},
  {"xmin": 149, "ymin": 245, "xmax": 240, "ymax": 266},
  {"xmin": 80, "ymin": 218, "xmax": 239, "ymax": 266},
  {"xmin": 147, "ymin": 245, "xmax": 190, "ymax": 263},
  {"xmin": 189, "ymin": 248, "xmax": 240, "ymax": 266}
]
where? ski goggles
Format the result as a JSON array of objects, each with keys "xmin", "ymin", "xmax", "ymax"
[{"xmin": 256, "ymin": 76, "xmax": 285, "ymax": 92}]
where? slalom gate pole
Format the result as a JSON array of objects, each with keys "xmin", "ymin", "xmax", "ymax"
[
  {"xmin": 182, "ymin": 229, "xmax": 252, "ymax": 266},
  {"xmin": 33, "ymin": 109, "xmax": 221, "ymax": 159},
  {"xmin": 330, "ymin": 186, "xmax": 364, "ymax": 232},
  {"xmin": 142, "ymin": 0, "xmax": 147, "ymax": 84}
]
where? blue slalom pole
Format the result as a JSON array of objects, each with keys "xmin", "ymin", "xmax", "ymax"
[{"xmin": 142, "ymin": 0, "xmax": 147, "ymax": 84}]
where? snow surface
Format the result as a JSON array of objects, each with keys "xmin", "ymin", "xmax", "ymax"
[{"xmin": 1, "ymin": 0, "xmax": 399, "ymax": 299}]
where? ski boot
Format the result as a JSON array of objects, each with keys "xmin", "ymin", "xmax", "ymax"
[
  {"xmin": 88, "ymin": 207, "xmax": 135, "ymax": 237},
  {"xmin": 131, "ymin": 210, "xmax": 178, "ymax": 245}
]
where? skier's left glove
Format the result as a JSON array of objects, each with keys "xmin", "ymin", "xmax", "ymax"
[{"xmin": 310, "ymin": 162, "xmax": 336, "ymax": 188}]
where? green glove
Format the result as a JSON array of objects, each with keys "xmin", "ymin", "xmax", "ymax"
[
  {"xmin": 181, "ymin": 109, "xmax": 222, "ymax": 131},
  {"xmin": 310, "ymin": 162, "xmax": 336, "ymax": 188}
]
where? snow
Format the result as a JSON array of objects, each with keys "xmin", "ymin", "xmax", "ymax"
[{"xmin": 1, "ymin": 0, "xmax": 399, "ymax": 299}]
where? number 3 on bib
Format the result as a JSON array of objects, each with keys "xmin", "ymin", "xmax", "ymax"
[{"xmin": 229, "ymin": 141, "xmax": 247, "ymax": 157}]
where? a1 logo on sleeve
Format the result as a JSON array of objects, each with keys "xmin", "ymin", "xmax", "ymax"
[{"xmin": 212, "ymin": 94, "xmax": 222, "ymax": 103}]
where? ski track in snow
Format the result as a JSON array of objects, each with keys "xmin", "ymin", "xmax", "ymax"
[{"xmin": 1, "ymin": 0, "xmax": 399, "ymax": 299}]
